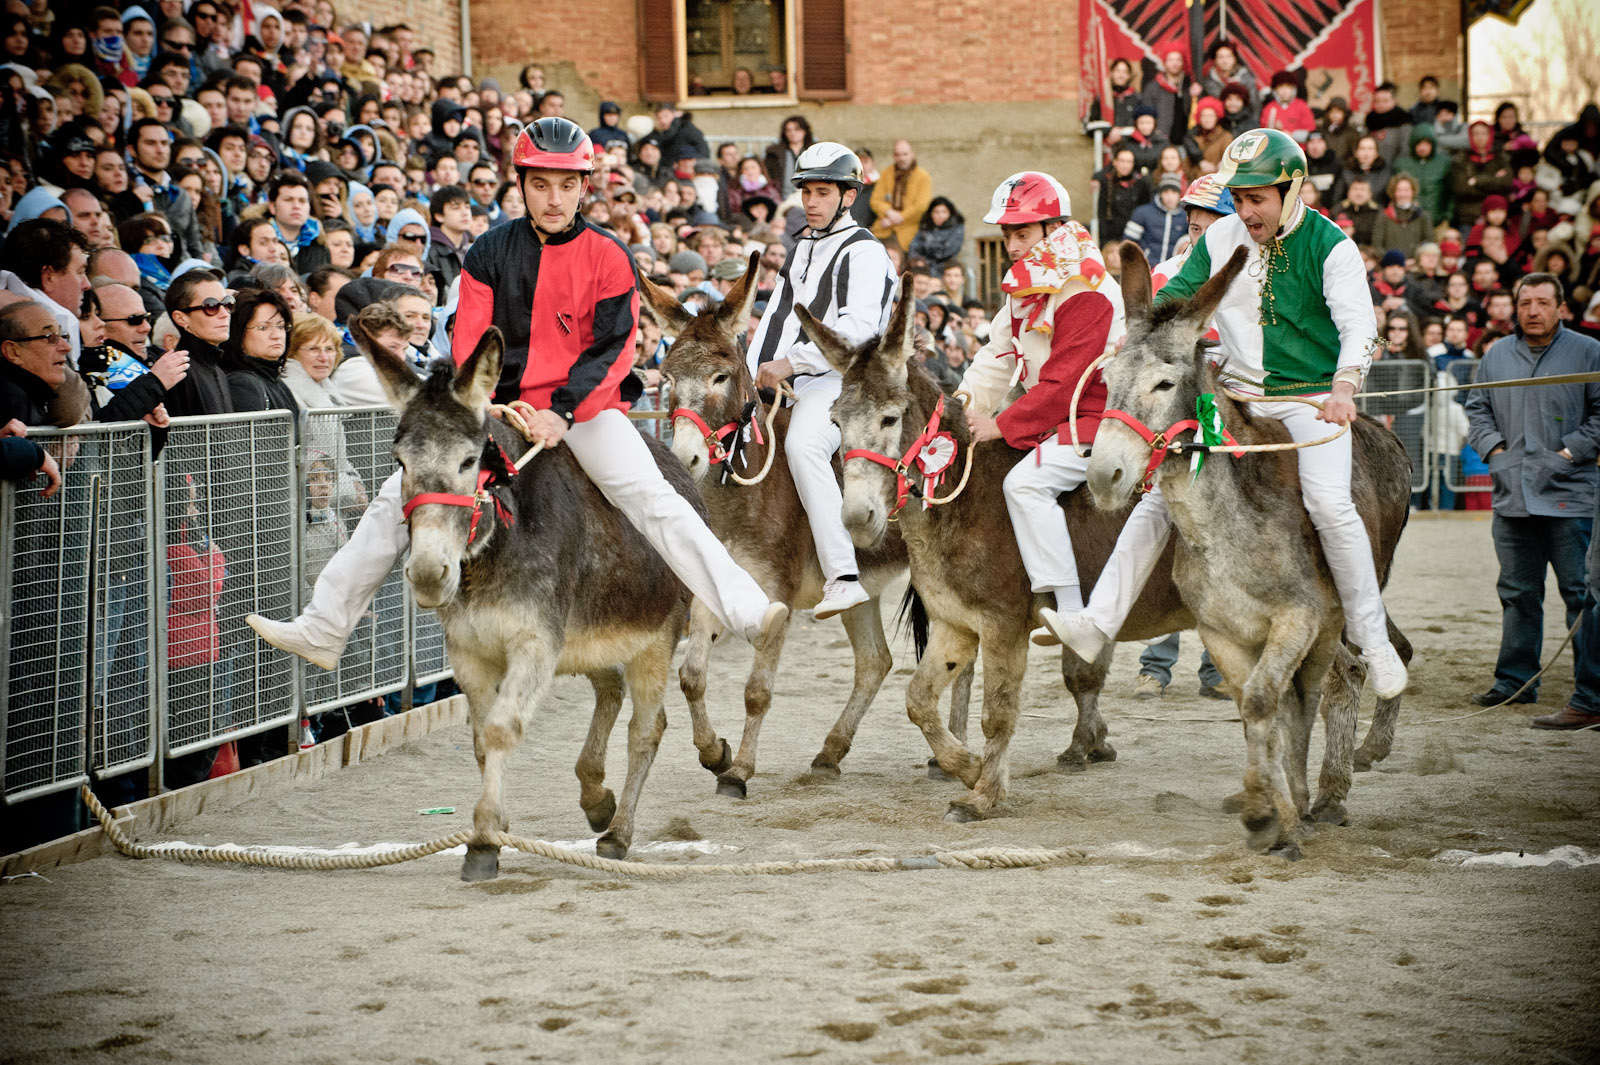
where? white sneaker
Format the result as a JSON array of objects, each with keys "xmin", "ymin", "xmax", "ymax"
[
  {"xmin": 1039, "ymin": 608, "xmax": 1110, "ymax": 663},
  {"xmin": 1134, "ymin": 673, "xmax": 1166, "ymax": 699},
  {"xmin": 246, "ymin": 613, "xmax": 345, "ymax": 672},
  {"xmin": 745, "ymin": 600, "xmax": 790, "ymax": 653},
  {"xmin": 1362, "ymin": 641, "xmax": 1408, "ymax": 699},
  {"xmin": 811, "ymin": 578, "xmax": 870, "ymax": 621}
]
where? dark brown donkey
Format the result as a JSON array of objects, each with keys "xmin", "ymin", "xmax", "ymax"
[
  {"xmin": 800, "ymin": 288, "xmax": 1193, "ymax": 822},
  {"xmin": 368, "ymin": 327, "xmax": 692, "ymax": 879},
  {"xmin": 640, "ymin": 256, "xmax": 972, "ymax": 797}
]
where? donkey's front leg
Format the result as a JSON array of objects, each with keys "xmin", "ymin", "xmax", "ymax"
[
  {"xmin": 716, "ymin": 598, "xmax": 790, "ymax": 799},
  {"xmin": 947, "ymin": 623, "xmax": 1028, "ymax": 822},
  {"xmin": 811, "ymin": 595, "xmax": 892, "ymax": 776},
  {"xmin": 464, "ymin": 639, "xmax": 556, "ymax": 882},
  {"xmin": 906, "ymin": 620, "xmax": 981, "ymax": 789},
  {"xmin": 679, "ymin": 599, "xmax": 733, "ymax": 779},
  {"xmin": 576, "ymin": 667, "xmax": 626, "ymax": 832},
  {"xmin": 599, "ymin": 633, "xmax": 676, "ymax": 859}
]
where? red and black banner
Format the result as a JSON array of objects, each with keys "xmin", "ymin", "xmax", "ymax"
[{"xmin": 1079, "ymin": 0, "xmax": 1381, "ymax": 124}]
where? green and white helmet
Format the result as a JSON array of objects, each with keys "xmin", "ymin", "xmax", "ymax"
[{"xmin": 1216, "ymin": 128, "xmax": 1307, "ymax": 232}]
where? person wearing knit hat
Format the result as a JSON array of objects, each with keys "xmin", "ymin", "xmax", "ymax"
[
  {"xmin": 1260, "ymin": 71, "xmax": 1313, "ymax": 143},
  {"xmin": 666, "ymin": 248, "xmax": 707, "ymax": 283},
  {"xmin": 1453, "ymin": 120, "xmax": 1512, "ymax": 228},
  {"xmin": 1183, "ymin": 97, "xmax": 1233, "ymax": 175},
  {"xmin": 1219, "ymin": 81, "xmax": 1258, "ymax": 134}
]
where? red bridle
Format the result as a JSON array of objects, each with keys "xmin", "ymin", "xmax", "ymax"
[
  {"xmin": 1097, "ymin": 409, "xmax": 1200, "ymax": 493},
  {"xmin": 842, "ymin": 394, "xmax": 959, "ymax": 516},
  {"xmin": 400, "ymin": 439, "xmax": 518, "ymax": 546},
  {"xmin": 671, "ymin": 403, "xmax": 764, "ymax": 467}
]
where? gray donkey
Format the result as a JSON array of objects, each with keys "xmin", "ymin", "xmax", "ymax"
[
  {"xmin": 367, "ymin": 327, "xmax": 692, "ymax": 879},
  {"xmin": 1084, "ymin": 243, "xmax": 1413, "ymax": 857},
  {"xmin": 802, "ymin": 288, "xmax": 1193, "ymax": 822},
  {"xmin": 639, "ymin": 254, "xmax": 972, "ymax": 797}
]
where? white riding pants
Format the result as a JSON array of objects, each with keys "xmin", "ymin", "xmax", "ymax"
[
  {"xmin": 1082, "ymin": 395, "xmax": 1391, "ymax": 650},
  {"xmin": 298, "ymin": 408, "xmax": 772, "ymax": 642},
  {"xmin": 785, "ymin": 373, "xmax": 859, "ymax": 582},
  {"xmin": 1004, "ymin": 434, "xmax": 1091, "ymax": 598}
]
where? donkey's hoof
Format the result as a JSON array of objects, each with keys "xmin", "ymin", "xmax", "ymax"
[
  {"xmin": 701, "ymin": 738, "xmax": 734, "ymax": 775},
  {"xmin": 1308, "ymin": 802, "xmax": 1349, "ymax": 827},
  {"xmin": 1220, "ymin": 790, "xmax": 1247, "ymax": 814},
  {"xmin": 1055, "ymin": 751, "xmax": 1088, "ymax": 774},
  {"xmin": 1243, "ymin": 812, "xmax": 1280, "ymax": 854},
  {"xmin": 927, "ymin": 757, "xmax": 958, "ymax": 782},
  {"xmin": 944, "ymin": 801, "xmax": 985, "ymax": 823},
  {"xmin": 715, "ymin": 773, "xmax": 748, "ymax": 799},
  {"xmin": 1088, "ymin": 743, "xmax": 1118, "ymax": 764},
  {"xmin": 1267, "ymin": 840, "xmax": 1303, "ymax": 862},
  {"xmin": 584, "ymin": 789, "xmax": 617, "ymax": 832},
  {"xmin": 807, "ymin": 758, "xmax": 841, "ymax": 780},
  {"xmin": 595, "ymin": 833, "xmax": 629, "ymax": 860},
  {"xmin": 460, "ymin": 846, "xmax": 501, "ymax": 882}
]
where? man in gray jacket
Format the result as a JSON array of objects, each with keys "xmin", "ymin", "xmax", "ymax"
[{"xmin": 1466, "ymin": 272, "xmax": 1600, "ymax": 727}]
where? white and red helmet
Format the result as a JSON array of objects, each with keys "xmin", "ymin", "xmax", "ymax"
[
  {"xmin": 983, "ymin": 171, "xmax": 1071, "ymax": 225},
  {"xmin": 511, "ymin": 117, "xmax": 595, "ymax": 173}
]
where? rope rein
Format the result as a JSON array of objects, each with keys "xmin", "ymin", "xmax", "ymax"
[{"xmin": 79, "ymin": 786, "xmax": 1085, "ymax": 878}]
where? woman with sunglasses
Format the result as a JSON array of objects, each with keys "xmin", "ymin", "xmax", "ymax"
[
  {"xmin": 162, "ymin": 267, "xmax": 236, "ymax": 416},
  {"xmin": 221, "ymin": 288, "xmax": 298, "ymax": 418}
]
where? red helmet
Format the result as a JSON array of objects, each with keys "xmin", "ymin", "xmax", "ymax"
[
  {"xmin": 511, "ymin": 117, "xmax": 595, "ymax": 173},
  {"xmin": 983, "ymin": 171, "xmax": 1071, "ymax": 225}
]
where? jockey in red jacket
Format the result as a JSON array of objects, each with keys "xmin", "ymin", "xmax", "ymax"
[
  {"xmin": 958, "ymin": 171, "xmax": 1127, "ymax": 646},
  {"xmin": 248, "ymin": 118, "xmax": 786, "ymax": 669}
]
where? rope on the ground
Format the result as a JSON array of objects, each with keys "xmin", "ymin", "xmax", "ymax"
[
  {"xmin": 1414, "ymin": 616, "xmax": 1587, "ymax": 726},
  {"xmin": 80, "ymin": 786, "xmax": 1085, "ymax": 878}
]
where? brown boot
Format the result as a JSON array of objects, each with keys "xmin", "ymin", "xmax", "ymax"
[{"xmin": 1530, "ymin": 705, "xmax": 1600, "ymax": 731}]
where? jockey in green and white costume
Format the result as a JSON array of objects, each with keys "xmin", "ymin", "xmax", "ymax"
[{"xmin": 1049, "ymin": 128, "xmax": 1408, "ymax": 698}]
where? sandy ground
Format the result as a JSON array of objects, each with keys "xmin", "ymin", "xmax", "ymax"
[{"xmin": 2, "ymin": 514, "xmax": 1598, "ymax": 1065}]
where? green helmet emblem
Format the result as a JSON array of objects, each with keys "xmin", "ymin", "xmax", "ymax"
[
  {"xmin": 1216, "ymin": 128, "xmax": 1309, "ymax": 233},
  {"xmin": 1216, "ymin": 128, "xmax": 1307, "ymax": 188}
]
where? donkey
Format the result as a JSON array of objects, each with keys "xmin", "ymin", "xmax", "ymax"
[
  {"xmin": 367, "ymin": 326, "xmax": 693, "ymax": 880},
  {"xmin": 1083, "ymin": 243, "xmax": 1414, "ymax": 857},
  {"xmin": 802, "ymin": 289, "xmax": 1193, "ymax": 822},
  {"xmin": 640, "ymin": 254, "xmax": 972, "ymax": 796}
]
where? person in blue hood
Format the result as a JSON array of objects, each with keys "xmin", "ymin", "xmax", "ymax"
[
  {"xmin": 385, "ymin": 205, "xmax": 430, "ymax": 259},
  {"xmin": 4, "ymin": 186, "xmax": 72, "ymax": 235}
]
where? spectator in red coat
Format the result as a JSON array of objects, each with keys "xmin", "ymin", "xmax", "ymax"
[{"xmin": 1260, "ymin": 71, "xmax": 1314, "ymax": 142}]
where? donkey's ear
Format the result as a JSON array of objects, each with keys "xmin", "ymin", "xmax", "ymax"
[
  {"xmin": 452, "ymin": 326, "xmax": 503, "ymax": 413},
  {"xmin": 794, "ymin": 304, "xmax": 854, "ymax": 373},
  {"xmin": 1118, "ymin": 240, "xmax": 1152, "ymax": 323},
  {"xmin": 366, "ymin": 342, "xmax": 422, "ymax": 411},
  {"xmin": 1186, "ymin": 246, "xmax": 1247, "ymax": 337},
  {"xmin": 881, "ymin": 273, "xmax": 915, "ymax": 372},
  {"xmin": 715, "ymin": 251, "xmax": 762, "ymax": 330},
  {"xmin": 639, "ymin": 270, "xmax": 694, "ymax": 335}
]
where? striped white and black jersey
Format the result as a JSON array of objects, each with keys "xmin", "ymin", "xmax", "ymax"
[{"xmin": 746, "ymin": 218, "xmax": 897, "ymax": 377}]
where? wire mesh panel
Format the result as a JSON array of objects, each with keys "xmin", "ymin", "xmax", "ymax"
[
  {"xmin": 302, "ymin": 407, "xmax": 409, "ymax": 713},
  {"xmin": 1438, "ymin": 358, "xmax": 1491, "ymax": 495},
  {"xmin": 88, "ymin": 425, "xmax": 157, "ymax": 778},
  {"xmin": 410, "ymin": 592, "xmax": 453, "ymax": 687},
  {"xmin": 1356, "ymin": 359, "xmax": 1429, "ymax": 494},
  {"xmin": 158, "ymin": 412, "xmax": 299, "ymax": 757},
  {"xmin": 2, "ymin": 428, "xmax": 95, "ymax": 804}
]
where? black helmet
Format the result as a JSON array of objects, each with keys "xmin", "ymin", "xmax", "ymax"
[{"xmin": 792, "ymin": 141, "xmax": 864, "ymax": 189}]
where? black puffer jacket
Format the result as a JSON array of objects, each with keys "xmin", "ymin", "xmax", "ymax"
[{"xmin": 163, "ymin": 328, "xmax": 235, "ymax": 417}]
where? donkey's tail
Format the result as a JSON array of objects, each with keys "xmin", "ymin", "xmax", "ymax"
[{"xmin": 897, "ymin": 585, "xmax": 929, "ymax": 662}]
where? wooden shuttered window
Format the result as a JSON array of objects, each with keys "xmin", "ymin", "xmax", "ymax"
[
  {"xmin": 797, "ymin": 0, "xmax": 849, "ymax": 99},
  {"xmin": 638, "ymin": 0, "xmax": 678, "ymax": 102},
  {"xmin": 636, "ymin": 0, "xmax": 850, "ymax": 103}
]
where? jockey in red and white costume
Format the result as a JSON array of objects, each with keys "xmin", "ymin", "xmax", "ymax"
[
  {"xmin": 958, "ymin": 172, "xmax": 1126, "ymax": 644},
  {"xmin": 249, "ymin": 118, "xmax": 786, "ymax": 668}
]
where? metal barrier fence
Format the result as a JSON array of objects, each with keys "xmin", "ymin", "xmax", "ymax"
[
  {"xmin": 0, "ymin": 408, "xmax": 453, "ymax": 806},
  {"xmin": 1437, "ymin": 358, "xmax": 1491, "ymax": 498},
  {"xmin": 1355, "ymin": 359, "xmax": 1430, "ymax": 495}
]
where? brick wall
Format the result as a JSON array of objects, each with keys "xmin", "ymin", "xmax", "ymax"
[
  {"xmin": 467, "ymin": 0, "xmax": 639, "ymax": 100},
  {"xmin": 849, "ymin": 0, "xmax": 1080, "ymax": 107},
  {"xmin": 1381, "ymin": 0, "xmax": 1463, "ymax": 105},
  {"xmin": 338, "ymin": 0, "xmax": 465, "ymax": 73}
]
